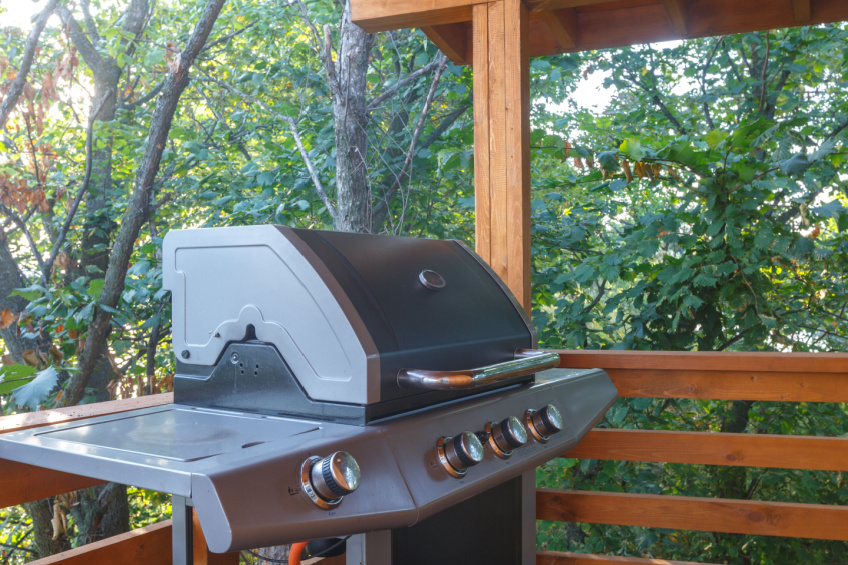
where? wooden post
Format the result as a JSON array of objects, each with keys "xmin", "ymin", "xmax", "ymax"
[{"xmin": 473, "ymin": 0, "xmax": 531, "ymax": 312}]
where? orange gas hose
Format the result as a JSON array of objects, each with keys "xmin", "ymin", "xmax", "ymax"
[{"xmin": 289, "ymin": 541, "xmax": 309, "ymax": 565}]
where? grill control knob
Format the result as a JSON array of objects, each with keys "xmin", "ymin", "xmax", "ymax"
[
  {"xmin": 301, "ymin": 452, "xmax": 360, "ymax": 509},
  {"xmin": 526, "ymin": 404, "xmax": 564, "ymax": 443},
  {"xmin": 437, "ymin": 431, "xmax": 484, "ymax": 477},
  {"xmin": 487, "ymin": 416, "xmax": 528, "ymax": 458}
]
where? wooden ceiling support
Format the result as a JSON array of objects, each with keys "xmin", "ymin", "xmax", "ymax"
[
  {"xmin": 473, "ymin": 0, "xmax": 532, "ymax": 311},
  {"xmin": 539, "ymin": 8, "xmax": 578, "ymax": 50},
  {"xmin": 661, "ymin": 0, "xmax": 688, "ymax": 36},
  {"xmin": 422, "ymin": 23, "xmax": 470, "ymax": 64},
  {"xmin": 793, "ymin": 0, "xmax": 811, "ymax": 22}
]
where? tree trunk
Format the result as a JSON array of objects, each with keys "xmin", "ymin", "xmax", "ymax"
[
  {"xmin": 22, "ymin": 500, "xmax": 71, "ymax": 558},
  {"xmin": 332, "ymin": 1, "xmax": 375, "ymax": 233}
]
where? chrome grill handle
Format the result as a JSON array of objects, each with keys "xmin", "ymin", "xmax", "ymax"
[{"xmin": 397, "ymin": 349, "xmax": 561, "ymax": 390}]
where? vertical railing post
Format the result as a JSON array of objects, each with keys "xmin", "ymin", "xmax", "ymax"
[{"xmin": 473, "ymin": 0, "xmax": 531, "ymax": 312}]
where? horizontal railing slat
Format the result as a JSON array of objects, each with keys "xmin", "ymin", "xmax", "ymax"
[
  {"xmin": 556, "ymin": 351, "xmax": 848, "ymax": 402},
  {"xmin": 0, "ymin": 393, "xmax": 173, "ymax": 434},
  {"xmin": 29, "ymin": 520, "xmax": 171, "ymax": 564},
  {"xmin": 537, "ymin": 550, "xmax": 718, "ymax": 565},
  {"xmin": 556, "ymin": 350, "xmax": 848, "ymax": 373},
  {"xmin": 562, "ymin": 429, "xmax": 848, "ymax": 471},
  {"xmin": 537, "ymin": 489, "xmax": 848, "ymax": 541},
  {"xmin": 0, "ymin": 460, "xmax": 104, "ymax": 509}
]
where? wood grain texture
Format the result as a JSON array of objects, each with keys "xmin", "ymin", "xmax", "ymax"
[
  {"xmin": 473, "ymin": 3, "xmax": 491, "ymax": 262},
  {"xmin": 0, "ymin": 460, "xmax": 104, "ymax": 509},
  {"xmin": 555, "ymin": 349, "xmax": 848, "ymax": 373},
  {"xmin": 352, "ymin": 0, "xmax": 848, "ymax": 57},
  {"xmin": 422, "ymin": 23, "xmax": 470, "ymax": 64},
  {"xmin": 792, "ymin": 0, "xmax": 811, "ymax": 22},
  {"xmin": 0, "ymin": 393, "xmax": 173, "ymax": 433},
  {"xmin": 29, "ymin": 520, "xmax": 172, "ymax": 564},
  {"xmin": 537, "ymin": 489, "xmax": 848, "ymax": 540},
  {"xmin": 555, "ymin": 350, "xmax": 848, "ymax": 402},
  {"xmin": 562, "ymin": 429, "xmax": 848, "ymax": 471},
  {"xmin": 537, "ymin": 550, "xmax": 715, "ymax": 565},
  {"xmin": 539, "ymin": 8, "xmax": 578, "ymax": 49},
  {"xmin": 661, "ymin": 0, "xmax": 687, "ymax": 35}
]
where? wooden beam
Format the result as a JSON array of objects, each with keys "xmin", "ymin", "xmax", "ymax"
[
  {"xmin": 351, "ymin": 0, "xmax": 483, "ymax": 33},
  {"xmin": 422, "ymin": 23, "xmax": 470, "ymax": 64},
  {"xmin": 661, "ymin": 0, "xmax": 687, "ymax": 35},
  {"xmin": 792, "ymin": 0, "xmax": 811, "ymax": 22},
  {"xmin": 30, "ymin": 521, "xmax": 172, "ymax": 564},
  {"xmin": 562, "ymin": 429, "xmax": 848, "ymax": 471},
  {"xmin": 538, "ymin": 550, "xmax": 718, "ymax": 565},
  {"xmin": 537, "ymin": 490, "xmax": 848, "ymax": 541},
  {"xmin": 473, "ymin": 0, "xmax": 532, "ymax": 311},
  {"xmin": 555, "ymin": 350, "xmax": 848, "ymax": 402},
  {"xmin": 538, "ymin": 8, "xmax": 578, "ymax": 50}
]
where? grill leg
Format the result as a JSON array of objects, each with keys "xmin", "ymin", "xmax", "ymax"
[
  {"xmin": 173, "ymin": 495, "xmax": 194, "ymax": 565},
  {"xmin": 346, "ymin": 530, "xmax": 391, "ymax": 565}
]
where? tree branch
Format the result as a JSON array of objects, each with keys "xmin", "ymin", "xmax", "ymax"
[
  {"xmin": 367, "ymin": 58, "xmax": 442, "ymax": 112},
  {"xmin": 195, "ymin": 74, "xmax": 337, "ymax": 220},
  {"xmin": 0, "ymin": 0, "xmax": 61, "ymax": 131},
  {"xmin": 62, "ymin": 0, "xmax": 227, "ymax": 408},
  {"xmin": 700, "ymin": 37, "xmax": 723, "ymax": 130},
  {"xmin": 56, "ymin": 6, "xmax": 103, "ymax": 70},
  {"xmin": 43, "ymin": 88, "xmax": 114, "ymax": 285},
  {"xmin": 201, "ymin": 20, "xmax": 257, "ymax": 53},
  {"xmin": 419, "ymin": 103, "xmax": 471, "ymax": 151},
  {"xmin": 373, "ymin": 55, "xmax": 447, "ymax": 230},
  {"xmin": 80, "ymin": 0, "xmax": 102, "ymax": 44},
  {"xmin": 0, "ymin": 203, "xmax": 46, "ymax": 276}
]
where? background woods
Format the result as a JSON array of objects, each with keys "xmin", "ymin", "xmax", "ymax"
[{"xmin": 1, "ymin": 0, "xmax": 846, "ymax": 563}]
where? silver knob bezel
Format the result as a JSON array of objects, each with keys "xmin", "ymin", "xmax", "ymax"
[
  {"xmin": 485, "ymin": 422, "xmax": 512, "ymax": 459},
  {"xmin": 436, "ymin": 435, "xmax": 484, "ymax": 478},
  {"xmin": 300, "ymin": 455, "xmax": 342, "ymax": 510},
  {"xmin": 525, "ymin": 404, "xmax": 563, "ymax": 443}
]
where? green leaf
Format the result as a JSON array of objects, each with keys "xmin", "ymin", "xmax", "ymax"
[
  {"xmin": 10, "ymin": 367, "xmax": 59, "ymax": 409},
  {"xmin": 619, "ymin": 138, "xmax": 644, "ymax": 162},
  {"xmin": 779, "ymin": 153, "xmax": 809, "ymax": 176},
  {"xmin": 693, "ymin": 273, "xmax": 718, "ymax": 287},
  {"xmin": 87, "ymin": 279, "xmax": 105, "ymax": 298},
  {"xmin": 0, "ymin": 364, "xmax": 39, "ymax": 394},
  {"xmin": 706, "ymin": 129, "xmax": 728, "ymax": 148}
]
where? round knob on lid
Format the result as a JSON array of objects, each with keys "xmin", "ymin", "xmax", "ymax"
[
  {"xmin": 438, "ymin": 431, "xmax": 484, "ymax": 477},
  {"xmin": 526, "ymin": 404, "xmax": 564, "ymax": 442},
  {"xmin": 488, "ymin": 416, "xmax": 528, "ymax": 458},
  {"xmin": 309, "ymin": 451, "xmax": 361, "ymax": 501}
]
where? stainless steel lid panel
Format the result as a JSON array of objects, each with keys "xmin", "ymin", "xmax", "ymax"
[{"xmin": 163, "ymin": 226, "xmax": 537, "ymax": 422}]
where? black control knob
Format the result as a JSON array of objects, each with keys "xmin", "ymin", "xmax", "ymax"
[
  {"xmin": 526, "ymin": 404, "xmax": 564, "ymax": 442},
  {"xmin": 309, "ymin": 451, "xmax": 361, "ymax": 501},
  {"xmin": 487, "ymin": 416, "xmax": 528, "ymax": 458},
  {"xmin": 438, "ymin": 431, "xmax": 484, "ymax": 477}
]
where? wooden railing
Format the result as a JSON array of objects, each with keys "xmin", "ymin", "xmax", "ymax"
[
  {"xmin": 537, "ymin": 350, "xmax": 848, "ymax": 565},
  {"xmin": 2, "ymin": 351, "xmax": 846, "ymax": 563}
]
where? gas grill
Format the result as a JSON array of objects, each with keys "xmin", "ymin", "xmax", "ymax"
[{"xmin": 0, "ymin": 226, "xmax": 617, "ymax": 564}]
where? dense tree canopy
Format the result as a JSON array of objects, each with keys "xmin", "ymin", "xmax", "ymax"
[{"xmin": 0, "ymin": 0, "xmax": 846, "ymax": 562}]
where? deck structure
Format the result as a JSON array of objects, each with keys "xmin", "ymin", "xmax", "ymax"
[{"xmin": 350, "ymin": 0, "xmax": 848, "ymax": 310}]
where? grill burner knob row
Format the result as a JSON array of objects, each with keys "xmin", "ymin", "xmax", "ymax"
[
  {"xmin": 437, "ymin": 431, "xmax": 484, "ymax": 478},
  {"xmin": 300, "ymin": 452, "xmax": 361, "ymax": 509},
  {"xmin": 525, "ymin": 404, "xmax": 564, "ymax": 443},
  {"xmin": 486, "ymin": 416, "xmax": 528, "ymax": 459}
]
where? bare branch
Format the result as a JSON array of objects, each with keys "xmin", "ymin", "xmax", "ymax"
[
  {"xmin": 373, "ymin": 55, "xmax": 448, "ymax": 229},
  {"xmin": 0, "ymin": 203, "xmax": 46, "ymax": 276},
  {"xmin": 201, "ymin": 20, "xmax": 258, "ymax": 53},
  {"xmin": 323, "ymin": 24, "xmax": 341, "ymax": 101},
  {"xmin": 757, "ymin": 32, "xmax": 770, "ymax": 114},
  {"xmin": 0, "ymin": 0, "xmax": 61, "ymax": 131},
  {"xmin": 80, "ymin": 0, "xmax": 102, "ymax": 43},
  {"xmin": 292, "ymin": 0, "xmax": 322, "ymax": 49},
  {"xmin": 700, "ymin": 37, "xmax": 723, "ymax": 130},
  {"xmin": 367, "ymin": 58, "xmax": 442, "ymax": 112},
  {"xmin": 196, "ymin": 75, "xmax": 337, "ymax": 220},
  {"xmin": 43, "ymin": 88, "xmax": 114, "ymax": 284}
]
